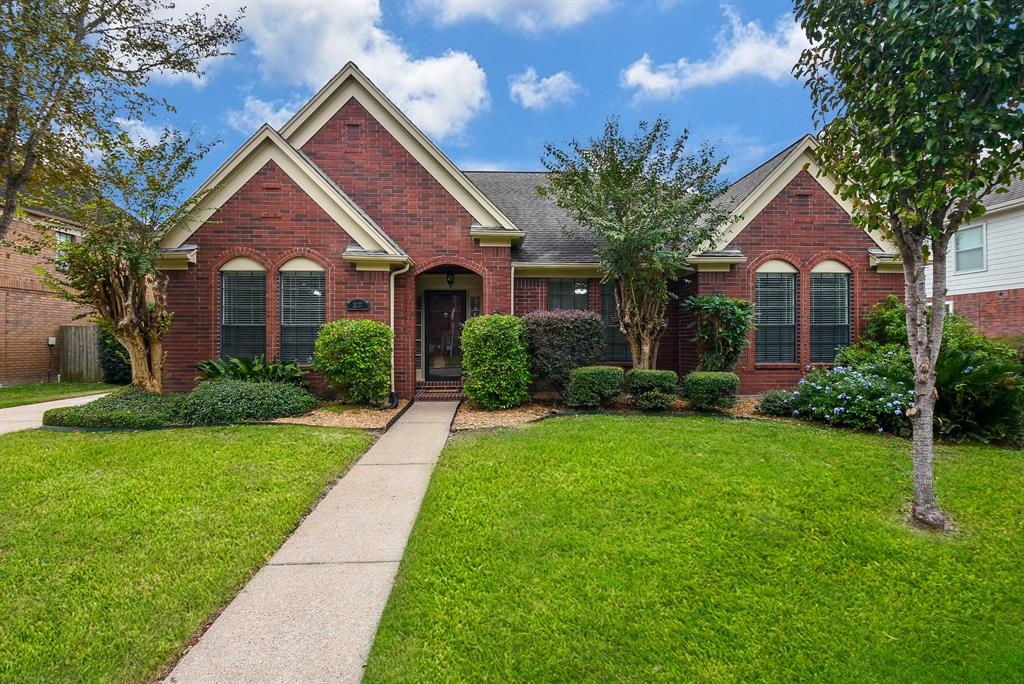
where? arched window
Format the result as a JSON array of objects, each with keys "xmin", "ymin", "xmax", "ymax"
[
  {"xmin": 810, "ymin": 260, "xmax": 852, "ymax": 362},
  {"xmin": 220, "ymin": 257, "xmax": 266, "ymax": 359},
  {"xmin": 279, "ymin": 258, "xmax": 326, "ymax": 363},
  {"xmin": 755, "ymin": 260, "xmax": 798, "ymax": 363}
]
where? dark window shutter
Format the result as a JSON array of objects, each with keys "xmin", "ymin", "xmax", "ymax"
[
  {"xmin": 221, "ymin": 271, "xmax": 266, "ymax": 359},
  {"xmin": 600, "ymin": 281, "xmax": 631, "ymax": 363},
  {"xmin": 810, "ymin": 273, "xmax": 851, "ymax": 362},
  {"xmin": 755, "ymin": 272, "xmax": 798, "ymax": 363},
  {"xmin": 546, "ymin": 278, "xmax": 589, "ymax": 310},
  {"xmin": 279, "ymin": 271, "xmax": 326, "ymax": 363}
]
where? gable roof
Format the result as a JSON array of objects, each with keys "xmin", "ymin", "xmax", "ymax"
[
  {"xmin": 160, "ymin": 125, "xmax": 403, "ymax": 256},
  {"xmin": 715, "ymin": 137, "xmax": 808, "ymax": 215},
  {"xmin": 982, "ymin": 175, "xmax": 1024, "ymax": 213},
  {"xmin": 279, "ymin": 62, "xmax": 520, "ymax": 233}
]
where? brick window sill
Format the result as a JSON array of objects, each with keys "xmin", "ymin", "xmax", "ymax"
[{"xmin": 754, "ymin": 363, "xmax": 801, "ymax": 370}]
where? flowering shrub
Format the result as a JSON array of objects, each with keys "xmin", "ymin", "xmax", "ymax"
[{"xmin": 785, "ymin": 366, "xmax": 913, "ymax": 436}]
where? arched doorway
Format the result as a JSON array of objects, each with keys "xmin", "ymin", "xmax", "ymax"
[{"xmin": 415, "ymin": 265, "xmax": 484, "ymax": 382}]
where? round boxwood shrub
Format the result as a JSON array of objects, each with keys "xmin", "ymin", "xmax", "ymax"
[
  {"xmin": 97, "ymin": 326, "xmax": 132, "ymax": 385},
  {"xmin": 313, "ymin": 319, "xmax": 393, "ymax": 406},
  {"xmin": 461, "ymin": 314, "xmax": 532, "ymax": 410},
  {"xmin": 684, "ymin": 371, "xmax": 739, "ymax": 411},
  {"xmin": 625, "ymin": 368, "xmax": 678, "ymax": 412},
  {"xmin": 180, "ymin": 379, "xmax": 316, "ymax": 425},
  {"xmin": 567, "ymin": 365, "xmax": 624, "ymax": 408},
  {"xmin": 524, "ymin": 309, "xmax": 604, "ymax": 395},
  {"xmin": 43, "ymin": 387, "xmax": 186, "ymax": 428},
  {"xmin": 756, "ymin": 389, "xmax": 794, "ymax": 417}
]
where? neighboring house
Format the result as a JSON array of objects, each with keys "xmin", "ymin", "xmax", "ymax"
[
  {"xmin": 926, "ymin": 177, "xmax": 1024, "ymax": 338},
  {"xmin": 0, "ymin": 210, "xmax": 85, "ymax": 385},
  {"xmin": 158, "ymin": 62, "xmax": 905, "ymax": 398}
]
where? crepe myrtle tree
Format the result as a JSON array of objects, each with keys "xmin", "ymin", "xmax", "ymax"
[
  {"xmin": 0, "ymin": 0, "xmax": 243, "ymax": 242},
  {"xmin": 794, "ymin": 0, "xmax": 1024, "ymax": 529},
  {"xmin": 539, "ymin": 118, "xmax": 731, "ymax": 369},
  {"xmin": 37, "ymin": 128, "xmax": 212, "ymax": 393}
]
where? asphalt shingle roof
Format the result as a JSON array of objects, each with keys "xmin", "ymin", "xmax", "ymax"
[{"xmin": 983, "ymin": 175, "xmax": 1024, "ymax": 210}]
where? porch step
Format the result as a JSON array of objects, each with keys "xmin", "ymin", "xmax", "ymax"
[{"xmin": 415, "ymin": 380, "xmax": 465, "ymax": 402}]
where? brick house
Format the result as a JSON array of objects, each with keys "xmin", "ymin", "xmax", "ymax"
[
  {"xmin": 159, "ymin": 63, "xmax": 906, "ymax": 398},
  {"xmin": 0, "ymin": 210, "xmax": 86, "ymax": 385}
]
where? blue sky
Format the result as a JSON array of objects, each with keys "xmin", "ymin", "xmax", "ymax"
[{"xmin": 142, "ymin": 0, "xmax": 814, "ymax": 193}]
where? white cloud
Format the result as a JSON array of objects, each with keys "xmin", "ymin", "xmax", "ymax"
[
  {"xmin": 407, "ymin": 0, "xmax": 612, "ymax": 32},
  {"xmin": 115, "ymin": 117, "xmax": 165, "ymax": 145},
  {"xmin": 621, "ymin": 5, "xmax": 808, "ymax": 100},
  {"xmin": 225, "ymin": 96, "xmax": 303, "ymax": 133},
  {"xmin": 509, "ymin": 68, "xmax": 582, "ymax": 110}
]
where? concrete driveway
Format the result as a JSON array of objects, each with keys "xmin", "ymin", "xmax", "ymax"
[{"xmin": 0, "ymin": 393, "xmax": 107, "ymax": 435}]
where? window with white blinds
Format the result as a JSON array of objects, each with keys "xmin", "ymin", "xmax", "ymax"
[
  {"xmin": 547, "ymin": 278, "xmax": 589, "ymax": 310},
  {"xmin": 755, "ymin": 272, "xmax": 797, "ymax": 363},
  {"xmin": 600, "ymin": 281, "xmax": 631, "ymax": 362},
  {"xmin": 221, "ymin": 271, "xmax": 266, "ymax": 359},
  {"xmin": 810, "ymin": 273, "xmax": 851, "ymax": 362},
  {"xmin": 279, "ymin": 271, "xmax": 325, "ymax": 363}
]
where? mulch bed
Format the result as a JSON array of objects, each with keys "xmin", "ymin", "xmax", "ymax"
[{"xmin": 275, "ymin": 400, "xmax": 410, "ymax": 430}]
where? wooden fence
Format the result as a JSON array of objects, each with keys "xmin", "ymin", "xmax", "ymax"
[{"xmin": 59, "ymin": 324, "xmax": 103, "ymax": 383}]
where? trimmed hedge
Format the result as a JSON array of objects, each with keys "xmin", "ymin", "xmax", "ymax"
[
  {"xmin": 524, "ymin": 309, "xmax": 604, "ymax": 395},
  {"xmin": 461, "ymin": 315, "xmax": 532, "ymax": 410},
  {"xmin": 180, "ymin": 380, "xmax": 316, "ymax": 425},
  {"xmin": 684, "ymin": 371, "xmax": 739, "ymax": 411},
  {"xmin": 43, "ymin": 387, "xmax": 186, "ymax": 428},
  {"xmin": 313, "ymin": 320, "xmax": 393, "ymax": 406},
  {"xmin": 97, "ymin": 327, "xmax": 132, "ymax": 385},
  {"xmin": 625, "ymin": 368, "xmax": 678, "ymax": 412},
  {"xmin": 567, "ymin": 365, "xmax": 624, "ymax": 408}
]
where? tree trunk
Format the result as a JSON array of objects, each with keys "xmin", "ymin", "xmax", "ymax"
[
  {"xmin": 121, "ymin": 332, "xmax": 163, "ymax": 393},
  {"xmin": 902, "ymin": 243, "xmax": 947, "ymax": 530},
  {"xmin": 615, "ymin": 276, "xmax": 667, "ymax": 369}
]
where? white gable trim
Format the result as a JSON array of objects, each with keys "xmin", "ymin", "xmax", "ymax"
[
  {"xmin": 160, "ymin": 125, "xmax": 400, "ymax": 255},
  {"xmin": 279, "ymin": 62, "xmax": 518, "ymax": 231},
  {"xmin": 708, "ymin": 137, "xmax": 897, "ymax": 254}
]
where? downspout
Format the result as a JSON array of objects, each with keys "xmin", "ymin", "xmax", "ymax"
[
  {"xmin": 510, "ymin": 264, "xmax": 515, "ymax": 315},
  {"xmin": 389, "ymin": 260, "xmax": 411, "ymax": 407}
]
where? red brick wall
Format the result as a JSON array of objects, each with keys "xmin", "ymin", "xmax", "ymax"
[
  {"xmin": 948, "ymin": 288, "xmax": 1024, "ymax": 338},
  {"xmin": 691, "ymin": 170, "xmax": 904, "ymax": 394},
  {"xmin": 1, "ymin": 218, "xmax": 90, "ymax": 385},
  {"xmin": 164, "ymin": 98, "xmax": 512, "ymax": 398}
]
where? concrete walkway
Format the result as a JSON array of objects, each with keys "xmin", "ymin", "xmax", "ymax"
[
  {"xmin": 0, "ymin": 393, "xmax": 107, "ymax": 435},
  {"xmin": 166, "ymin": 401, "xmax": 459, "ymax": 684}
]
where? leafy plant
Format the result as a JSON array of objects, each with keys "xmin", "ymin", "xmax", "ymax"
[
  {"xmin": 566, "ymin": 365, "xmax": 624, "ymax": 408},
  {"xmin": 625, "ymin": 368, "xmax": 678, "ymax": 411},
  {"xmin": 684, "ymin": 372, "xmax": 739, "ymax": 411},
  {"xmin": 196, "ymin": 355, "xmax": 307, "ymax": 384},
  {"xmin": 524, "ymin": 309, "xmax": 604, "ymax": 396},
  {"xmin": 684, "ymin": 295, "xmax": 755, "ymax": 371},
  {"xmin": 179, "ymin": 379, "xmax": 315, "ymax": 425},
  {"xmin": 787, "ymin": 367, "xmax": 913, "ymax": 435},
  {"xmin": 460, "ymin": 315, "xmax": 532, "ymax": 410},
  {"xmin": 756, "ymin": 389, "xmax": 793, "ymax": 417},
  {"xmin": 97, "ymin": 325, "xmax": 131, "ymax": 385},
  {"xmin": 43, "ymin": 387, "xmax": 186, "ymax": 428},
  {"xmin": 313, "ymin": 320, "xmax": 393, "ymax": 406}
]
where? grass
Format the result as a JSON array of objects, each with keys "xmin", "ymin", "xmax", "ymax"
[
  {"xmin": 0, "ymin": 381, "xmax": 117, "ymax": 409},
  {"xmin": 366, "ymin": 415, "xmax": 1024, "ymax": 683},
  {"xmin": 0, "ymin": 425, "xmax": 372, "ymax": 682}
]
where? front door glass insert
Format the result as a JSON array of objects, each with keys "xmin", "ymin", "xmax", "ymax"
[{"xmin": 425, "ymin": 291, "xmax": 466, "ymax": 379}]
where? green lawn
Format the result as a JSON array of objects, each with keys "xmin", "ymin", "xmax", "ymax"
[
  {"xmin": 0, "ymin": 381, "xmax": 117, "ymax": 409},
  {"xmin": 0, "ymin": 425, "xmax": 372, "ymax": 682},
  {"xmin": 366, "ymin": 415, "xmax": 1024, "ymax": 683}
]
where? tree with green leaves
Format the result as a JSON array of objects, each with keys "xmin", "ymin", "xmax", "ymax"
[
  {"xmin": 0, "ymin": 0, "xmax": 243, "ymax": 242},
  {"xmin": 36, "ymin": 129, "xmax": 211, "ymax": 392},
  {"xmin": 539, "ymin": 118, "xmax": 732, "ymax": 369},
  {"xmin": 794, "ymin": 0, "xmax": 1024, "ymax": 529}
]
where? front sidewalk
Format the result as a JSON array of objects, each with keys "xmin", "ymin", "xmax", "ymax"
[
  {"xmin": 165, "ymin": 401, "xmax": 459, "ymax": 683},
  {"xmin": 0, "ymin": 393, "xmax": 107, "ymax": 435}
]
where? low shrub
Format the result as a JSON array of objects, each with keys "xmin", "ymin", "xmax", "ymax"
[
  {"xmin": 684, "ymin": 295, "xmax": 755, "ymax": 371},
  {"xmin": 625, "ymin": 369, "xmax": 678, "ymax": 396},
  {"xmin": 461, "ymin": 315, "xmax": 532, "ymax": 410},
  {"xmin": 787, "ymin": 367, "xmax": 913, "ymax": 435},
  {"xmin": 994, "ymin": 335, "xmax": 1024, "ymax": 361},
  {"xmin": 196, "ymin": 355, "xmax": 307, "ymax": 384},
  {"xmin": 180, "ymin": 379, "xmax": 316, "ymax": 425},
  {"xmin": 756, "ymin": 389, "xmax": 793, "ymax": 417},
  {"xmin": 43, "ymin": 387, "xmax": 186, "ymax": 428},
  {"xmin": 313, "ymin": 320, "xmax": 393, "ymax": 406},
  {"xmin": 632, "ymin": 389, "xmax": 676, "ymax": 411},
  {"xmin": 524, "ymin": 309, "xmax": 604, "ymax": 395},
  {"xmin": 97, "ymin": 326, "xmax": 132, "ymax": 385},
  {"xmin": 567, "ymin": 365, "xmax": 624, "ymax": 408},
  {"xmin": 684, "ymin": 372, "xmax": 739, "ymax": 411}
]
